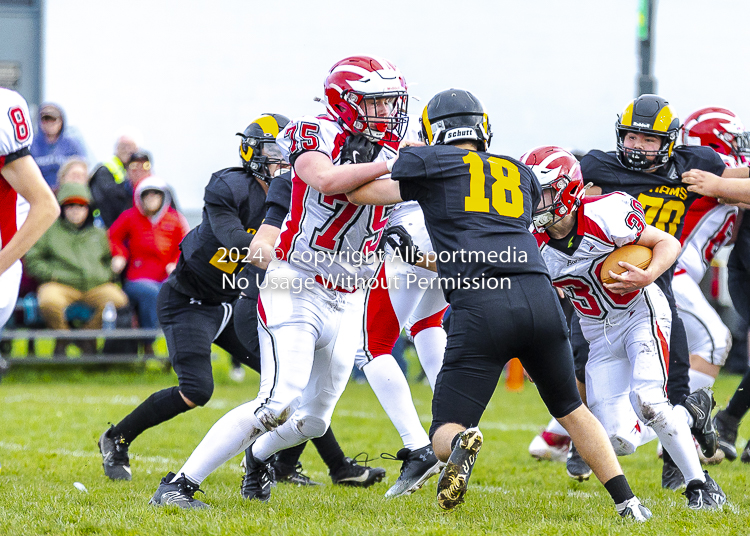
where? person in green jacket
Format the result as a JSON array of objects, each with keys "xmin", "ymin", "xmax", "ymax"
[{"xmin": 24, "ymin": 183, "xmax": 128, "ymax": 354}]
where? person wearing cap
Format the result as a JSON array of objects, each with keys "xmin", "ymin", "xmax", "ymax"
[
  {"xmin": 109, "ymin": 176, "xmax": 189, "ymax": 330},
  {"xmin": 23, "ymin": 182, "xmax": 128, "ymax": 355},
  {"xmin": 29, "ymin": 103, "xmax": 86, "ymax": 189},
  {"xmin": 89, "ymin": 135, "xmax": 140, "ymax": 227}
]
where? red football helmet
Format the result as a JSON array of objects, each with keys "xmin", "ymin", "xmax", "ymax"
[
  {"xmin": 682, "ymin": 107, "xmax": 749, "ymax": 165},
  {"xmin": 323, "ymin": 55, "xmax": 408, "ymax": 142},
  {"xmin": 520, "ymin": 146, "xmax": 585, "ymax": 232}
]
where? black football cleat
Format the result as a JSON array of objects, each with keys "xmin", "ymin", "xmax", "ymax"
[
  {"xmin": 384, "ymin": 444, "xmax": 443, "ymax": 498},
  {"xmin": 683, "ymin": 388, "xmax": 718, "ymax": 458},
  {"xmin": 437, "ymin": 427, "xmax": 483, "ymax": 510},
  {"xmin": 98, "ymin": 425, "xmax": 131, "ymax": 481},
  {"xmin": 241, "ymin": 452, "xmax": 273, "ymax": 501},
  {"xmin": 149, "ymin": 472, "xmax": 208, "ymax": 509},
  {"xmin": 566, "ymin": 443, "xmax": 592, "ymax": 481},
  {"xmin": 330, "ymin": 455, "xmax": 386, "ymax": 487}
]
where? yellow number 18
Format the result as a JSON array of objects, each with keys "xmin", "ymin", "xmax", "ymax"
[{"xmin": 463, "ymin": 152, "xmax": 524, "ymax": 218}]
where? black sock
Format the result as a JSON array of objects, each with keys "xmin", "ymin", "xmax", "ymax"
[
  {"xmin": 275, "ymin": 442, "xmax": 307, "ymax": 472},
  {"xmin": 450, "ymin": 433, "xmax": 461, "ymax": 450},
  {"xmin": 312, "ymin": 428, "xmax": 345, "ymax": 472},
  {"xmin": 726, "ymin": 369, "xmax": 750, "ymax": 420},
  {"xmin": 110, "ymin": 387, "xmax": 191, "ymax": 444},
  {"xmin": 604, "ymin": 474, "xmax": 635, "ymax": 505}
]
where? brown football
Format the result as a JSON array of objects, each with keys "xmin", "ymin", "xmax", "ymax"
[{"xmin": 600, "ymin": 244, "xmax": 653, "ymax": 284}]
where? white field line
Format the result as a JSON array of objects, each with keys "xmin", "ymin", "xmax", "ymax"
[{"xmin": 2, "ymin": 392, "xmax": 548, "ymax": 433}]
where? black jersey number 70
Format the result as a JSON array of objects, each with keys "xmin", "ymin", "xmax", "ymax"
[{"xmin": 463, "ymin": 152, "xmax": 524, "ymax": 218}]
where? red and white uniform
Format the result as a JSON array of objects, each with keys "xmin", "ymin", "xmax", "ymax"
[
  {"xmin": 357, "ymin": 202, "xmax": 448, "ymax": 382},
  {"xmin": 244, "ymin": 114, "xmax": 394, "ymax": 456},
  {"xmin": 275, "ymin": 115, "xmax": 393, "ymax": 287},
  {"xmin": 0, "ymin": 88, "xmax": 33, "ymax": 328},
  {"xmin": 672, "ymin": 155, "xmax": 737, "ymax": 366},
  {"xmin": 537, "ymin": 193, "xmax": 671, "ymax": 455}
]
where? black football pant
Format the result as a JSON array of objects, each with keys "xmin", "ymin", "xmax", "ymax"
[{"xmin": 430, "ymin": 274, "xmax": 582, "ymax": 438}]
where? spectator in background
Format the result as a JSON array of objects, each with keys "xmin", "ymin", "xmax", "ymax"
[
  {"xmin": 29, "ymin": 103, "xmax": 86, "ymax": 189},
  {"xmin": 56, "ymin": 157, "xmax": 89, "ymax": 187},
  {"xmin": 89, "ymin": 134, "xmax": 139, "ymax": 227},
  {"xmin": 23, "ymin": 182, "xmax": 128, "ymax": 355},
  {"xmin": 109, "ymin": 176, "xmax": 189, "ymax": 330}
]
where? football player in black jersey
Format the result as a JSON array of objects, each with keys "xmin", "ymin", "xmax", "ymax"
[
  {"xmin": 572, "ymin": 95, "xmax": 728, "ymax": 489},
  {"xmin": 346, "ymin": 89, "xmax": 652, "ymax": 521},
  {"xmin": 96, "ymin": 114, "xmax": 288, "ymax": 482}
]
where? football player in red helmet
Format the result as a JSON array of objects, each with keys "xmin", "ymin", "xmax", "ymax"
[
  {"xmin": 682, "ymin": 107, "xmax": 749, "ymax": 166},
  {"xmin": 149, "ymin": 56, "xmax": 407, "ymax": 508},
  {"xmin": 323, "ymin": 55, "xmax": 408, "ymax": 143},
  {"xmin": 525, "ymin": 146, "xmax": 587, "ymax": 233},
  {"xmin": 528, "ymin": 145, "xmax": 726, "ymax": 511}
]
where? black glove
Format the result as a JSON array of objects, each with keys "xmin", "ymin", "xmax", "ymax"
[
  {"xmin": 340, "ymin": 135, "xmax": 382, "ymax": 165},
  {"xmin": 384, "ymin": 225, "xmax": 421, "ymax": 266}
]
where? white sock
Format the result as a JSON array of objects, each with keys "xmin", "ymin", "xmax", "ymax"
[
  {"xmin": 688, "ymin": 368, "xmax": 715, "ymax": 392},
  {"xmin": 252, "ymin": 417, "xmax": 310, "ymax": 462},
  {"xmin": 546, "ymin": 417, "xmax": 569, "ymax": 437},
  {"xmin": 364, "ymin": 355, "xmax": 430, "ymax": 450},
  {"xmin": 648, "ymin": 403, "xmax": 704, "ymax": 484},
  {"xmin": 674, "ymin": 403, "xmax": 694, "ymax": 428},
  {"xmin": 173, "ymin": 401, "xmax": 265, "ymax": 484},
  {"xmin": 413, "ymin": 327, "xmax": 446, "ymax": 391}
]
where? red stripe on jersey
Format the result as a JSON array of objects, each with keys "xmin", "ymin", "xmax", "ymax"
[
  {"xmin": 276, "ymin": 176, "xmax": 309, "ymax": 261},
  {"xmin": 257, "ymin": 294, "xmax": 267, "ymax": 326},
  {"xmin": 0, "ymin": 175, "xmax": 19, "ymax": 248},
  {"xmin": 364, "ymin": 263, "xmax": 402, "ymax": 358},
  {"xmin": 409, "ymin": 306, "xmax": 449, "ymax": 336},
  {"xmin": 533, "ymin": 230, "xmax": 550, "ymax": 246},
  {"xmin": 656, "ymin": 321, "xmax": 670, "ymax": 375},
  {"xmin": 680, "ymin": 196, "xmax": 720, "ymax": 246},
  {"xmin": 578, "ymin": 212, "xmax": 614, "ymax": 245}
]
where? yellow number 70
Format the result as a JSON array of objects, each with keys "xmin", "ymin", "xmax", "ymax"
[{"xmin": 463, "ymin": 152, "xmax": 524, "ymax": 218}]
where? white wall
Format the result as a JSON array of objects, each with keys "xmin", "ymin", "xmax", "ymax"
[{"xmin": 43, "ymin": 0, "xmax": 750, "ymax": 210}]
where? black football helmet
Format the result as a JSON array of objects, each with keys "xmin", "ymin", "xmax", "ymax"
[
  {"xmin": 238, "ymin": 113, "xmax": 290, "ymax": 183},
  {"xmin": 420, "ymin": 89, "xmax": 492, "ymax": 151},
  {"xmin": 616, "ymin": 94, "xmax": 679, "ymax": 172}
]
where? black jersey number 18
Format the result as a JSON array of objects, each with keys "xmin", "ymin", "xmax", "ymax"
[{"xmin": 463, "ymin": 152, "xmax": 524, "ymax": 218}]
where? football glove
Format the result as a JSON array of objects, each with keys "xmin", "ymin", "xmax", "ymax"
[
  {"xmin": 384, "ymin": 225, "xmax": 421, "ymax": 266},
  {"xmin": 340, "ymin": 135, "xmax": 382, "ymax": 165}
]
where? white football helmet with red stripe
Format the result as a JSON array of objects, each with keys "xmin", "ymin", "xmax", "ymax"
[
  {"xmin": 521, "ymin": 146, "xmax": 585, "ymax": 232},
  {"xmin": 682, "ymin": 107, "xmax": 749, "ymax": 166},
  {"xmin": 323, "ymin": 55, "xmax": 408, "ymax": 143}
]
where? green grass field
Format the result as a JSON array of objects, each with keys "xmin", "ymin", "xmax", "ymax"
[{"xmin": 1, "ymin": 357, "xmax": 749, "ymax": 536}]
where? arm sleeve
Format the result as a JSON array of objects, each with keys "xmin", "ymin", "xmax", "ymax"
[
  {"xmin": 4, "ymin": 146, "xmax": 31, "ymax": 165},
  {"xmin": 204, "ymin": 179, "xmax": 254, "ymax": 249},
  {"xmin": 392, "ymin": 149, "xmax": 428, "ymax": 202},
  {"xmin": 262, "ymin": 173, "xmax": 292, "ymax": 228}
]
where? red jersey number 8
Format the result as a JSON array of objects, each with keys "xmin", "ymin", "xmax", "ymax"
[{"xmin": 8, "ymin": 106, "xmax": 31, "ymax": 143}]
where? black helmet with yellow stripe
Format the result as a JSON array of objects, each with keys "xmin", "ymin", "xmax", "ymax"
[
  {"xmin": 420, "ymin": 89, "xmax": 492, "ymax": 151},
  {"xmin": 237, "ymin": 113, "xmax": 290, "ymax": 183},
  {"xmin": 616, "ymin": 94, "xmax": 679, "ymax": 171}
]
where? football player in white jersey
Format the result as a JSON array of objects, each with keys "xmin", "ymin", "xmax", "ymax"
[
  {"xmin": 149, "ymin": 55, "xmax": 408, "ymax": 508},
  {"xmin": 357, "ymin": 200, "xmax": 448, "ymax": 497},
  {"xmin": 529, "ymin": 146, "xmax": 725, "ymax": 510},
  {"xmin": 0, "ymin": 88, "xmax": 59, "ymax": 332},
  {"xmin": 675, "ymin": 108, "xmax": 746, "ymax": 394}
]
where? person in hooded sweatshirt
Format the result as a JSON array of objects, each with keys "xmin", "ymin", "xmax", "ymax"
[
  {"xmin": 108, "ymin": 176, "xmax": 189, "ymax": 329},
  {"xmin": 29, "ymin": 103, "xmax": 86, "ymax": 189},
  {"xmin": 23, "ymin": 182, "xmax": 128, "ymax": 354}
]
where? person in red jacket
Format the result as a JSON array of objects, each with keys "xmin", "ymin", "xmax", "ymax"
[{"xmin": 109, "ymin": 176, "xmax": 188, "ymax": 329}]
